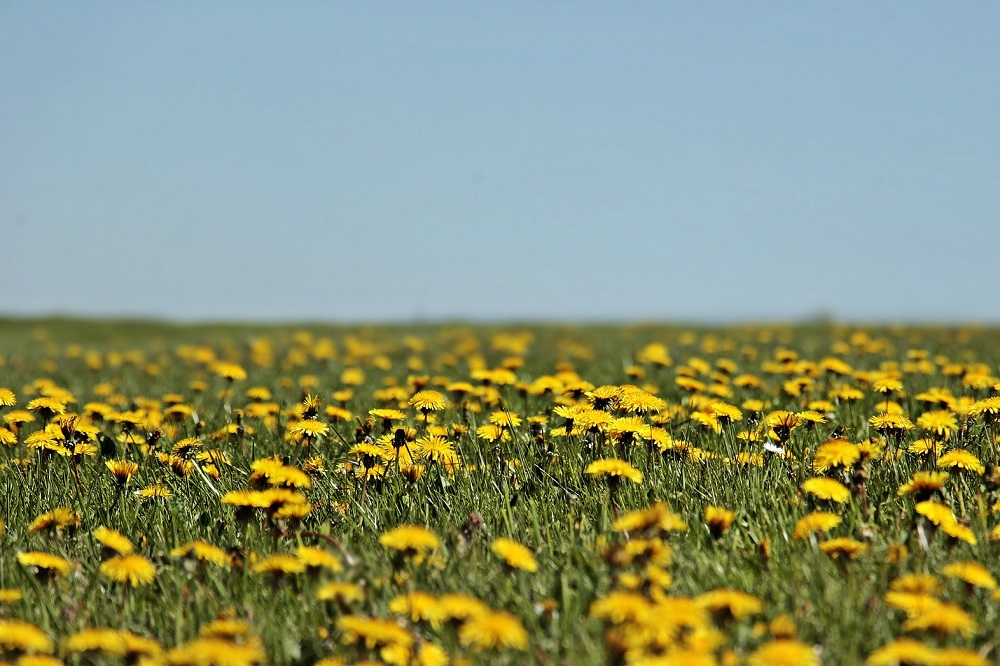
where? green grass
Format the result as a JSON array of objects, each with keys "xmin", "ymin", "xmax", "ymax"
[{"xmin": 1, "ymin": 318, "xmax": 998, "ymax": 665}]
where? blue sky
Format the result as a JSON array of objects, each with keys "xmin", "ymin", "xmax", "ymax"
[{"xmin": 2, "ymin": 3, "xmax": 998, "ymax": 322}]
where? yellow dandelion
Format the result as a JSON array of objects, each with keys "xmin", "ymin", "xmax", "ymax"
[
  {"xmin": 800, "ymin": 477, "xmax": 851, "ymax": 504},
  {"xmin": 792, "ymin": 512, "xmax": 842, "ymax": 540},
  {"xmin": 458, "ymin": 611, "xmax": 528, "ymax": 651},
  {"xmin": 490, "ymin": 538, "xmax": 538, "ymax": 572},
  {"xmin": 99, "ymin": 554, "xmax": 156, "ymax": 586},
  {"xmin": 585, "ymin": 458, "xmax": 643, "ymax": 484}
]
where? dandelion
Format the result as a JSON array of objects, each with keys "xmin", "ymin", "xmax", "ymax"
[
  {"xmin": 696, "ymin": 588, "xmax": 763, "ymax": 622},
  {"xmin": 380, "ymin": 525, "xmax": 440, "ymax": 561},
  {"xmin": 819, "ymin": 537, "xmax": 868, "ymax": 560},
  {"xmin": 792, "ymin": 512, "xmax": 841, "ymax": 540},
  {"xmin": 490, "ymin": 538, "xmax": 538, "ymax": 572},
  {"xmin": 93, "ymin": 526, "xmax": 134, "ymax": 557},
  {"xmin": 705, "ymin": 506, "xmax": 736, "ymax": 538},
  {"xmin": 585, "ymin": 458, "xmax": 643, "ymax": 484},
  {"xmin": 171, "ymin": 541, "xmax": 229, "ymax": 568},
  {"xmin": 936, "ymin": 449, "xmax": 984, "ymax": 475},
  {"xmin": 747, "ymin": 639, "xmax": 819, "ymax": 666},
  {"xmin": 106, "ymin": 459, "xmax": 139, "ymax": 485},
  {"xmin": 941, "ymin": 561, "xmax": 996, "ymax": 591},
  {"xmin": 100, "ymin": 554, "xmax": 156, "ymax": 586},
  {"xmin": 0, "ymin": 619, "xmax": 54, "ymax": 655},
  {"xmin": 458, "ymin": 611, "xmax": 528, "ymax": 651},
  {"xmin": 801, "ymin": 478, "xmax": 851, "ymax": 504},
  {"xmin": 16, "ymin": 552, "xmax": 73, "ymax": 581}
]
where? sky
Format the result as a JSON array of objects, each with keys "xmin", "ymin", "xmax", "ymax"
[{"xmin": 2, "ymin": 2, "xmax": 999, "ymax": 323}]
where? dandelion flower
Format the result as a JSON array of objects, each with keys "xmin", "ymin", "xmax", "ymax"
[
  {"xmin": 171, "ymin": 541, "xmax": 229, "ymax": 567},
  {"xmin": 800, "ymin": 478, "xmax": 851, "ymax": 504},
  {"xmin": 459, "ymin": 611, "xmax": 528, "ymax": 651},
  {"xmin": 941, "ymin": 561, "xmax": 996, "ymax": 590},
  {"xmin": 819, "ymin": 537, "xmax": 868, "ymax": 559},
  {"xmin": 93, "ymin": 526, "xmax": 134, "ymax": 556},
  {"xmin": 409, "ymin": 390, "xmax": 447, "ymax": 412},
  {"xmin": 792, "ymin": 512, "xmax": 842, "ymax": 540},
  {"xmin": 490, "ymin": 538, "xmax": 538, "ymax": 572},
  {"xmin": 16, "ymin": 552, "xmax": 73, "ymax": 579},
  {"xmin": 936, "ymin": 449, "xmax": 984, "ymax": 475},
  {"xmin": 747, "ymin": 639, "xmax": 819, "ymax": 666},
  {"xmin": 379, "ymin": 525, "xmax": 440, "ymax": 559},
  {"xmin": 0, "ymin": 619, "xmax": 54, "ymax": 654},
  {"xmin": 585, "ymin": 458, "xmax": 643, "ymax": 484},
  {"xmin": 100, "ymin": 554, "xmax": 156, "ymax": 586},
  {"xmin": 705, "ymin": 506, "xmax": 736, "ymax": 538}
]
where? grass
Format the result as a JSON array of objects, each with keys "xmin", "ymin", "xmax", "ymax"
[{"xmin": 1, "ymin": 318, "xmax": 998, "ymax": 665}]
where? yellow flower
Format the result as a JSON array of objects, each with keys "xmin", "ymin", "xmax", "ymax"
[
  {"xmin": 437, "ymin": 594, "xmax": 490, "ymax": 622},
  {"xmin": 295, "ymin": 546, "xmax": 341, "ymax": 573},
  {"xmin": 819, "ymin": 537, "xmax": 868, "ymax": 559},
  {"xmin": 936, "ymin": 449, "xmax": 984, "ymax": 475},
  {"xmin": 336, "ymin": 615, "xmax": 413, "ymax": 649},
  {"xmin": 0, "ymin": 619, "xmax": 54, "ymax": 654},
  {"xmin": 589, "ymin": 591, "xmax": 652, "ymax": 624},
  {"xmin": 409, "ymin": 390, "xmax": 447, "ymax": 412},
  {"xmin": 28, "ymin": 507, "xmax": 81, "ymax": 535},
  {"xmin": 99, "ymin": 554, "xmax": 156, "ymax": 586},
  {"xmin": 705, "ymin": 506, "xmax": 736, "ymax": 537},
  {"xmin": 801, "ymin": 477, "xmax": 851, "ymax": 503},
  {"xmin": 16, "ymin": 552, "xmax": 73, "ymax": 578},
  {"xmin": 747, "ymin": 639, "xmax": 819, "ymax": 666},
  {"xmin": 171, "ymin": 541, "xmax": 229, "ymax": 567},
  {"xmin": 866, "ymin": 638, "xmax": 939, "ymax": 666},
  {"xmin": 792, "ymin": 512, "xmax": 841, "ymax": 540},
  {"xmin": 379, "ymin": 525, "xmax": 441, "ymax": 558},
  {"xmin": 696, "ymin": 588, "xmax": 763, "ymax": 621},
  {"xmin": 251, "ymin": 554, "xmax": 305, "ymax": 576},
  {"xmin": 316, "ymin": 582, "xmax": 365, "ymax": 605},
  {"xmin": 211, "ymin": 362, "xmax": 247, "ymax": 382},
  {"xmin": 165, "ymin": 636, "xmax": 266, "ymax": 666},
  {"xmin": 458, "ymin": 611, "xmax": 528, "ymax": 651},
  {"xmin": 388, "ymin": 592, "xmax": 445, "ymax": 626},
  {"xmin": 812, "ymin": 439, "xmax": 860, "ymax": 473},
  {"xmin": 941, "ymin": 561, "xmax": 996, "ymax": 590},
  {"xmin": 585, "ymin": 458, "xmax": 643, "ymax": 484},
  {"xmin": 613, "ymin": 502, "xmax": 688, "ymax": 534},
  {"xmin": 490, "ymin": 538, "xmax": 538, "ymax": 572},
  {"xmin": 63, "ymin": 628, "xmax": 128, "ymax": 657},
  {"xmin": 93, "ymin": 526, "xmax": 134, "ymax": 556},
  {"xmin": 897, "ymin": 471, "xmax": 949, "ymax": 498}
]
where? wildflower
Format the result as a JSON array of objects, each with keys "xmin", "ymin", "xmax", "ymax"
[
  {"xmin": 585, "ymin": 458, "xmax": 643, "ymax": 484},
  {"xmin": 409, "ymin": 390, "xmax": 447, "ymax": 413},
  {"xmin": 63, "ymin": 628, "xmax": 128, "ymax": 658},
  {"xmin": 336, "ymin": 615, "xmax": 413, "ymax": 649},
  {"xmin": 93, "ymin": 526, "xmax": 134, "ymax": 557},
  {"xmin": 16, "ymin": 552, "xmax": 73, "ymax": 580},
  {"xmin": 211, "ymin": 362, "xmax": 247, "ymax": 382},
  {"xmin": 936, "ymin": 449, "xmax": 984, "ymax": 475},
  {"xmin": 105, "ymin": 460, "xmax": 139, "ymax": 484},
  {"xmin": 914, "ymin": 500, "xmax": 957, "ymax": 527},
  {"xmin": 415, "ymin": 435, "xmax": 458, "ymax": 464},
  {"xmin": 388, "ymin": 592, "xmax": 445, "ymax": 626},
  {"xmin": 0, "ymin": 619, "xmax": 54, "ymax": 654},
  {"xmin": 866, "ymin": 638, "xmax": 939, "ymax": 666},
  {"xmin": 612, "ymin": 502, "xmax": 688, "ymax": 534},
  {"xmin": 100, "ymin": 554, "xmax": 156, "ymax": 586},
  {"xmin": 800, "ymin": 478, "xmax": 851, "ymax": 504},
  {"xmin": 28, "ymin": 507, "xmax": 81, "ymax": 536},
  {"xmin": 941, "ymin": 561, "xmax": 996, "ymax": 590},
  {"xmin": 696, "ymin": 588, "xmax": 763, "ymax": 621},
  {"xmin": 490, "ymin": 538, "xmax": 538, "ymax": 572},
  {"xmin": 792, "ymin": 512, "xmax": 842, "ymax": 540},
  {"xmin": 165, "ymin": 636, "xmax": 266, "ymax": 666},
  {"xmin": 902, "ymin": 599, "xmax": 977, "ymax": 637},
  {"xmin": 380, "ymin": 525, "xmax": 440, "ymax": 559},
  {"xmin": 0, "ymin": 589, "xmax": 23, "ymax": 604},
  {"xmin": 705, "ymin": 506, "xmax": 736, "ymax": 538},
  {"xmin": 916, "ymin": 410, "xmax": 958, "ymax": 439},
  {"xmin": 589, "ymin": 591, "xmax": 652, "ymax": 624},
  {"xmin": 252, "ymin": 554, "xmax": 306, "ymax": 576},
  {"xmin": 812, "ymin": 439, "xmax": 860, "ymax": 473},
  {"xmin": 295, "ymin": 546, "xmax": 342, "ymax": 574},
  {"xmin": 897, "ymin": 471, "xmax": 949, "ymax": 499},
  {"xmin": 171, "ymin": 541, "xmax": 229, "ymax": 568},
  {"xmin": 819, "ymin": 537, "xmax": 868, "ymax": 559},
  {"xmin": 289, "ymin": 418, "xmax": 329, "ymax": 440},
  {"xmin": 458, "ymin": 611, "xmax": 528, "ymax": 651},
  {"xmin": 747, "ymin": 639, "xmax": 819, "ymax": 666},
  {"xmin": 316, "ymin": 582, "xmax": 365, "ymax": 606}
]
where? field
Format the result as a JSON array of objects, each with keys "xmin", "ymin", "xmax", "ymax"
[{"xmin": 1, "ymin": 319, "xmax": 999, "ymax": 666}]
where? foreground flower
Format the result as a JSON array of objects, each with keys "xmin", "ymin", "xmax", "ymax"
[
  {"xmin": 490, "ymin": 538, "xmax": 538, "ymax": 572},
  {"xmin": 100, "ymin": 554, "xmax": 156, "ymax": 586},
  {"xmin": 16, "ymin": 552, "xmax": 73, "ymax": 579},
  {"xmin": 705, "ymin": 506, "xmax": 736, "ymax": 538},
  {"xmin": 459, "ymin": 611, "xmax": 528, "ymax": 651},
  {"xmin": 0, "ymin": 619, "xmax": 54, "ymax": 654},
  {"xmin": 941, "ymin": 561, "xmax": 996, "ymax": 590},
  {"xmin": 800, "ymin": 478, "xmax": 850, "ymax": 504}
]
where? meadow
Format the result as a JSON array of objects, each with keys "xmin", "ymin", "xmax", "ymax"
[{"xmin": 1, "ymin": 319, "xmax": 998, "ymax": 666}]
